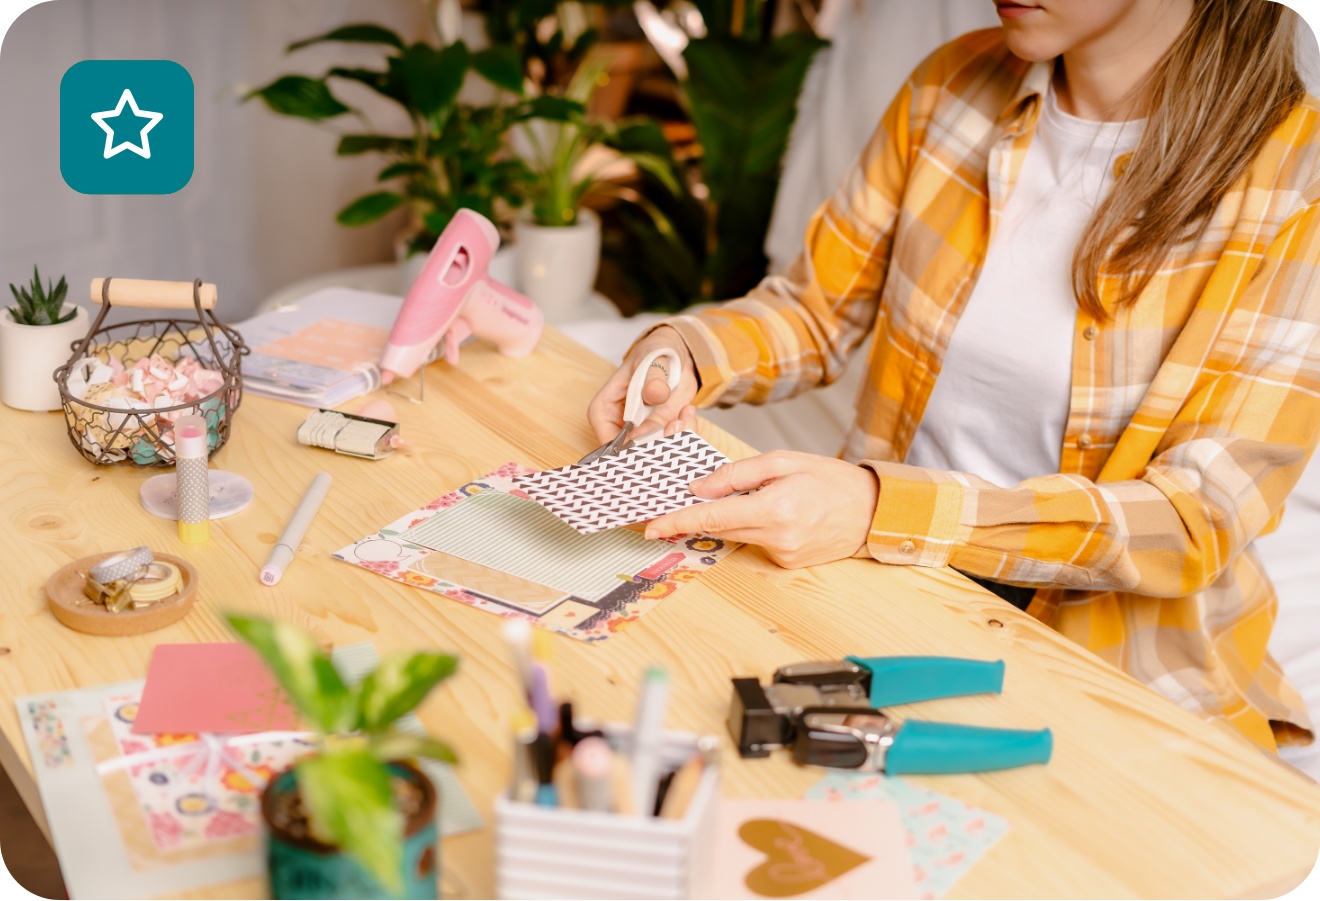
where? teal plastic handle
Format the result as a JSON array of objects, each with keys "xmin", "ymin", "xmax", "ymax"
[
  {"xmin": 847, "ymin": 656, "xmax": 1005, "ymax": 707},
  {"xmin": 885, "ymin": 721, "xmax": 1053, "ymax": 775}
]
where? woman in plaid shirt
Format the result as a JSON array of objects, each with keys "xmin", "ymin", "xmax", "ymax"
[{"xmin": 590, "ymin": 0, "xmax": 1320, "ymax": 751}]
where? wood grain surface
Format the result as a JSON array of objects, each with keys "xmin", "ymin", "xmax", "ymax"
[{"xmin": 1, "ymin": 327, "xmax": 1317, "ymax": 899}]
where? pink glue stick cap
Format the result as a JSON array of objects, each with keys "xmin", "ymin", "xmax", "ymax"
[{"xmin": 173, "ymin": 415, "xmax": 208, "ymax": 459}]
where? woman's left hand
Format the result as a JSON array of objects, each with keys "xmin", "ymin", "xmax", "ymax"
[{"xmin": 644, "ymin": 451, "xmax": 879, "ymax": 568}]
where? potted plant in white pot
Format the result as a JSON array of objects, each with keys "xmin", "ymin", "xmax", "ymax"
[
  {"xmin": 515, "ymin": 51, "xmax": 679, "ymax": 321},
  {"xmin": 226, "ymin": 613, "xmax": 458, "ymax": 901},
  {"xmin": 0, "ymin": 267, "xmax": 88, "ymax": 412}
]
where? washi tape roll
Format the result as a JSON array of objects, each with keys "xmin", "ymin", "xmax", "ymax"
[
  {"xmin": 128, "ymin": 562, "xmax": 182, "ymax": 603},
  {"xmin": 88, "ymin": 546, "xmax": 153, "ymax": 584}
]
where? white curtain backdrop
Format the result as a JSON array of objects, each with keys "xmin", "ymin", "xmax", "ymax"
[{"xmin": 0, "ymin": 0, "xmax": 431, "ymax": 320}]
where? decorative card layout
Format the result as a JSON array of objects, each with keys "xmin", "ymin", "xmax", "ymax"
[
  {"xmin": 335, "ymin": 463, "xmax": 738, "ymax": 641},
  {"xmin": 806, "ymin": 773, "xmax": 1011, "ymax": 900},
  {"xmin": 514, "ymin": 431, "xmax": 730, "ymax": 534},
  {"xmin": 133, "ymin": 643, "xmax": 301, "ymax": 735},
  {"xmin": 697, "ymin": 799, "xmax": 917, "ymax": 900},
  {"xmin": 399, "ymin": 491, "xmax": 666, "ymax": 599},
  {"xmin": 16, "ymin": 643, "xmax": 481, "ymax": 900}
]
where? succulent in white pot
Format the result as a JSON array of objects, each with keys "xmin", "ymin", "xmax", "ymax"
[{"xmin": 0, "ymin": 267, "xmax": 88, "ymax": 412}]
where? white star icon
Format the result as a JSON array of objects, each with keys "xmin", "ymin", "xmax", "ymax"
[{"xmin": 90, "ymin": 89, "xmax": 164, "ymax": 160}]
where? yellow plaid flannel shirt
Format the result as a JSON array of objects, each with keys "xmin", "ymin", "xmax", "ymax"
[{"xmin": 661, "ymin": 29, "xmax": 1320, "ymax": 750}]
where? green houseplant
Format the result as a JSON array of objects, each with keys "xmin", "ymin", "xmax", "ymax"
[
  {"xmin": 245, "ymin": 23, "xmax": 533, "ymax": 256},
  {"xmin": 226, "ymin": 614, "xmax": 458, "ymax": 900},
  {"xmin": 0, "ymin": 266, "xmax": 88, "ymax": 412},
  {"xmin": 513, "ymin": 50, "xmax": 680, "ymax": 317},
  {"xmin": 613, "ymin": 0, "xmax": 826, "ymax": 310}
]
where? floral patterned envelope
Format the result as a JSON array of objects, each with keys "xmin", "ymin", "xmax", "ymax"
[
  {"xmin": 16, "ymin": 644, "xmax": 479, "ymax": 899},
  {"xmin": 334, "ymin": 463, "xmax": 738, "ymax": 641}
]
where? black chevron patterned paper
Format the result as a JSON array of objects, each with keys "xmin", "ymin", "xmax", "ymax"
[{"xmin": 514, "ymin": 431, "xmax": 730, "ymax": 534}]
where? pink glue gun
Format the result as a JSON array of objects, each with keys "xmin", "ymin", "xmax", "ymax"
[{"xmin": 380, "ymin": 209, "xmax": 543, "ymax": 386}]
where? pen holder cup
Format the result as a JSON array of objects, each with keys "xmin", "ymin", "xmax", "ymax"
[
  {"xmin": 54, "ymin": 278, "xmax": 247, "ymax": 466},
  {"xmin": 495, "ymin": 727, "xmax": 720, "ymax": 900}
]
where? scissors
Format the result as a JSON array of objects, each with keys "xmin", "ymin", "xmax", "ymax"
[{"xmin": 578, "ymin": 347, "xmax": 683, "ymax": 465}]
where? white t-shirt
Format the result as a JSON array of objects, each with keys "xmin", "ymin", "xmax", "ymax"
[{"xmin": 905, "ymin": 89, "xmax": 1143, "ymax": 487}]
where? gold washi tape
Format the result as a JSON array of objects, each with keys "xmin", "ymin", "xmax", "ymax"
[{"xmin": 128, "ymin": 562, "xmax": 182, "ymax": 603}]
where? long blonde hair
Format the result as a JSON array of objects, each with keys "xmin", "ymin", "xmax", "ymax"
[{"xmin": 1073, "ymin": 0, "xmax": 1306, "ymax": 318}]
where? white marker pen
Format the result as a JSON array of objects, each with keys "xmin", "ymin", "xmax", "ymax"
[{"xmin": 261, "ymin": 472, "xmax": 333, "ymax": 586}]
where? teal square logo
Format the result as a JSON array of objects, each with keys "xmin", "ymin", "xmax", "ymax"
[{"xmin": 60, "ymin": 60, "xmax": 193, "ymax": 195}]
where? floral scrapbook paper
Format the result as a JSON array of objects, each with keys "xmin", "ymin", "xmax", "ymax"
[
  {"xmin": 101, "ymin": 694, "xmax": 312, "ymax": 855},
  {"xmin": 334, "ymin": 463, "xmax": 738, "ymax": 641}
]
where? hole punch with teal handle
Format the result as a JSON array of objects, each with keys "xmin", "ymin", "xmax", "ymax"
[{"xmin": 845, "ymin": 655, "xmax": 1006, "ymax": 708}]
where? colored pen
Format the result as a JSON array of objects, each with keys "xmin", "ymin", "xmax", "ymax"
[
  {"xmin": 560, "ymin": 701, "xmax": 604, "ymax": 746},
  {"xmin": 528, "ymin": 663, "xmax": 559, "ymax": 735},
  {"xmin": 511, "ymin": 710, "xmax": 538, "ymax": 804},
  {"xmin": 659, "ymin": 755, "xmax": 704, "ymax": 820},
  {"xmin": 630, "ymin": 667, "xmax": 670, "ymax": 816},
  {"xmin": 572, "ymin": 736, "xmax": 614, "ymax": 812},
  {"xmin": 260, "ymin": 472, "xmax": 332, "ymax": 586},
  {"xmin": 610, "ymin": 754, "xmax": 636, "ymax": 816},
  {"xmin": 553, "ymin": 757, "xmax": 580, "ymax": 809},
  {"xmin": 502, "ymin": 619, "xmax": 534, "ymax": 700},
  {"xmin": 533, "ymin": 732, "xmax": 558, "ymax": 807}
]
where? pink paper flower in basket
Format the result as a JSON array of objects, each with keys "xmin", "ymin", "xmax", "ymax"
[
  {"xmin": 188, "ymin": 367, "xmax": 224, "ymax": 399},
  {"xmin": 109, "ymin": 356, "xmax": 129, "ymax": 387}
]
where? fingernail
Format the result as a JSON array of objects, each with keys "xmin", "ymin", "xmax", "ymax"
[
  {"xmin": 644, "ymin": 528, "xmax": 658, "ymax": 540},
  {"xmin": 690, "ymin": 477, "xmax": 706, "ymax": 490}
]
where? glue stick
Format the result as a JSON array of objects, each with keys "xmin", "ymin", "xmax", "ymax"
[{"xmin": 174, "ymin": 414, "xmax": 210, "ymax": 544}]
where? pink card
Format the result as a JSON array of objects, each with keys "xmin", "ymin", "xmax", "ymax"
[
  {"xmin": 132, "ymin": 643, "xmax": 302, "ymax": 735},
  {"xmin": 698, "ymin": 799, "xmax": 917, "ymax": 899}
]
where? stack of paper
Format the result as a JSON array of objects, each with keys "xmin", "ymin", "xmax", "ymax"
[{"xmin": 235, "ymin": 288, "xmax": 402, "ymax": 408}]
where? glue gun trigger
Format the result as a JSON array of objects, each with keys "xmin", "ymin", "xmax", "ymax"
[{"xmin": 445, "ymin": 317, "xmax": 473, "ymax": 365}]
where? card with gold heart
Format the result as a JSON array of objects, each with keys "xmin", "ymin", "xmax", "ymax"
[{"xmin": 698, "ymin": 799, "xmax": 916, "ymax": 899}]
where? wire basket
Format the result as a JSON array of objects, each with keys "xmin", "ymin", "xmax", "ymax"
[{"xmin": 53, "ymin": 278, "xmax": 248, "ymax": 466}]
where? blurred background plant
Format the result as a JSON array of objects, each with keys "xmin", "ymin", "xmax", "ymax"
[
  {"xmin": 245, "ymin": 18, "xmax": 534, "ymax": 257},
  {"xmin": 516, "ymin": 50, "xmax": 678, "ymax": 228},
  {"xmin": 244, "ymin": 0, "xmax": 826, "ymax": 308},
  {"xmin": 612, "ymin": 0, "xmax": 827, "ymax": 310}
]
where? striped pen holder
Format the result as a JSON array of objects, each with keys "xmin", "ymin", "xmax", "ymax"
[{"xmin": 495, "ymin": 727, "xmax": 720, "ymax": 900}]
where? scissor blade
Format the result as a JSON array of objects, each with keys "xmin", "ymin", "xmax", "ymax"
[{"xmin": 576, "ymin": 422, "xmax": 636, "ymax": 465}]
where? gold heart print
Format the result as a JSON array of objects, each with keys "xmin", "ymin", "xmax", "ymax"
[{"xmin": 740, "ymin": 818, "xmax": 871, "ymax": 897}]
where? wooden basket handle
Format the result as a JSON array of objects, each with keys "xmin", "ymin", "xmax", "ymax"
[{"xmin": 89, "ymin": 278, "xmax": 217, "ymax": 311}]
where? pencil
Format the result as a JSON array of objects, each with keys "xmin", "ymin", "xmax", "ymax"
[{"xmin": 659, "ymin": 755, "xmax": 704, "ymax": 820}]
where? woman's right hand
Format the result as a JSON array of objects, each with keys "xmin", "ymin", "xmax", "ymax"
[{"xmin": 587, "ymin": 326, "xmax": 701, "ymax": 444}]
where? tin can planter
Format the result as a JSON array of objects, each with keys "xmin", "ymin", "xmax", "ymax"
[{"xmin": 261, "ymin": 761, "xmax": 439, "ymax": 900}]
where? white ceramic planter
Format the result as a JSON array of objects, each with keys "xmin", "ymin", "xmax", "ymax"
[
  {"xmin": 516, "ymin": 209, "xmax": 601, "ymax": 323},
  {"xmin": 0, "ymin": 305, "xmax": 88, "ymax": 412}
]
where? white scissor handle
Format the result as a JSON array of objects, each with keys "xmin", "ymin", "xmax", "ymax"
[{"xmin": 624, "ymin": 348, "xmax": 683, "ymax": 427}]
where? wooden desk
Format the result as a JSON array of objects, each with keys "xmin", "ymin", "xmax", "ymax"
[{"xmin": 2, "ymin": 329, "xmax": 1318, "ymax": 899}]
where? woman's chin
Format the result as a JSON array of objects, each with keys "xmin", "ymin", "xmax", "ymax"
[{"xmin": 1002, "ymin": 29, "xmax": 1065, "ymax": 63}]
